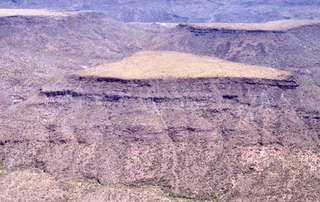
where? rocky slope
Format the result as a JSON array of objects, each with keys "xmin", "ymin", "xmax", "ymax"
[
  {"xmin": 1, "ymin": 51, "xmax": 319, "ymax": 201},
  {"xmin": 1, "ymin": 0, "xmax": 320, "ymax": 22},
  {"xmin": 152, "ymin": 21, "xmax": 320, "ymax": 86},
  {"xmin": 1, "ymin": 11, "xmax": 320, "ymax": 116},
  {"xmin": 0, "ymin": 9, "xmax": 157, "ymax": 115},
  {"xmin": 0, "ymin": 9, "xmax": 320, "ymax": 201},
  {"xmin": 0, "ymin": 167, "xmax": 191, "ymax": 202}
]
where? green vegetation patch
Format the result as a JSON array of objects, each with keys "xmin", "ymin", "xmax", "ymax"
[{"xmin": 162, "ymin": 188, "xmax": 220, "ymax": 201}]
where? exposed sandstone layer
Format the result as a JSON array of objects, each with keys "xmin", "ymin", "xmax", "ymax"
[
  {"xmin": 1, "ymin": 69, "xmax": 319, "ymax": 200},
  {"xmin": 77, "ymin": 51, "xmax": 291, "ymax": 80},
  {"xmin": 151, "ymin": 21, "xmax": 320, "ymax": 86},
  {"xmin": 0, "ymin": 10, "xmax": 156, "ymax": 115},
  {"xmin": 184, "ymin": 20, "xmax": 320, "ymax": 31},
  {"xmin": 0, "ymin": 8, "xmax": 78, "ymax": 17},
  {"xmin": 0, "ymin": 10, "xmax": 320, "ymax": 201}
]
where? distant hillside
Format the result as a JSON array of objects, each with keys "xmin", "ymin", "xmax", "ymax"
[
  {"xmin": 0, "ymin": 9, "xmax": 320, "ymax": 202},
  {"xmin": 151, "ymin": 20, "xmax": 320, "ymax": 87},
  {"xmin": 1, "ymin": 0, "xmax": 320, "ymax": 22},
  {"xmin": 0, "ymin": 9, "xmax": 157, "ymax": 115}
]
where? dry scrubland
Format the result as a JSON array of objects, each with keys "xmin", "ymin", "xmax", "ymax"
[
  {"xmin": 183, "ymin": 20, "xmax": 320, "ymax": 31},
  {"xmin": 0, "ymin": 9, "xmax": 319, "ymax": 202},
  {"xmin": 0, "ymin": 8, "xmax": 77, "ymax": 17},
  {"xmin": 0, "ymin": 167, "xmax": 196, "ymax": 202},
  {"xmin": 77, "ymin": 51, "xmax": 291, "ymax": 80}
]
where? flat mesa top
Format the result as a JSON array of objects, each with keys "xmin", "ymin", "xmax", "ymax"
[
  {"xmin": 0, "ymin": 9, "xmax": 76, "ymax": 17},
  {"xmin": 183, "ymin": 20, "xmax": 320, "ymax": 31},
  {"xmin": 77, "ymin": 51, "xmax": 291, "ymax": 80}
]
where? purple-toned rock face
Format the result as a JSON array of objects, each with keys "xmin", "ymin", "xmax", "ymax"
[
  {"xmin": 1, "ymin": 73, "xmax": 319, "ymax": 201},
  {"xmin": 1, "ymin": 0, "xmax": 320, "ymax": 22},
  {"xmin": 0, "ymin": 9, "xmax": 319, "ymax": 201}
]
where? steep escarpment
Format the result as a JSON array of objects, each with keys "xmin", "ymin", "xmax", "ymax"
[
  {"xmin": 152, "ymin": 21, "xmax": 320, "ymax": 86},
  {"xmin": 1, "ymin": 10, "xmax": 320, "ymax": 201},
  {"xmin": 0, "ymin": 9, "xmax": 156, "ymax": 115},
  {"xmin": 1, "ymin": 52, "xmax": 319, "ymax": 201}
]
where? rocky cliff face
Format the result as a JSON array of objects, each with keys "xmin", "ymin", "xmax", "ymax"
[
  {"xmin": 1, "ymin": 73, "xmax": 319, "ymax": 201},
  {"xmin": 0, "ymin": 10, "xmax": 156, "ymax": 115},
  {"xmin": 0, "ymin": 10, "xmax": 320, "ymax": 201},
  {"xmin": 1, "ymin": 0, "xmax": 320, "ymax": 22},
  {"xmin": 152, "ymin": 22, "xmax": 320, "ymax": 87}
]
